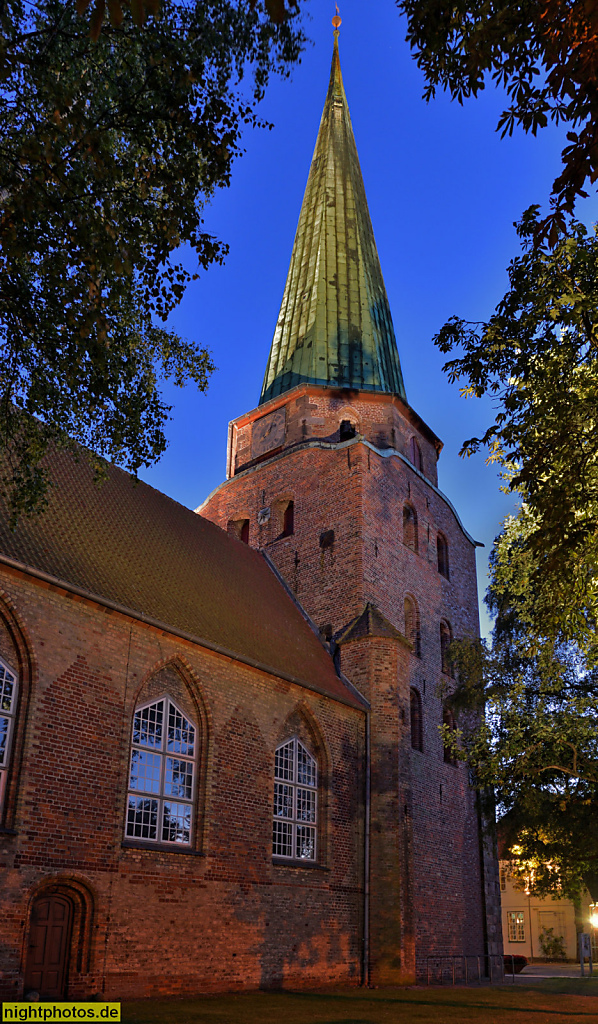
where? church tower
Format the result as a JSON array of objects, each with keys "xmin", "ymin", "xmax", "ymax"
[{"xmin": 199, "ymin": 22, "xmax": 501, "ymax": 984}]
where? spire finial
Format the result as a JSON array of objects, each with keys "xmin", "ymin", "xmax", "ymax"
[{"xmin": 332, "ymin": 3, "xmax": 341, "ymax": 38}]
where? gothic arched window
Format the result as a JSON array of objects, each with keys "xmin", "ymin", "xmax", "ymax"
[
  {"xmin": 437, "ymin": 533, "xmax": 449, "ymax": 579},
  {"xmin": 410, "ymin": 688, "xmax": 423, "ymax": 752},
  {"xmin": 0, "ymin": 658, "xmax": 18, "ymax": 814},
  {"xmin": 272, "ymin": 737, "xmax": 318, "ymax": 861},
  {"xmin": 409, "ymin": 436, "xmax": 422, "ymax": 473},
  {"xmin": 404, "ymin": 595, "xmax": 421, "ymax": 657},
  {"xmin": 126, "ymin": 696, "xmax": 197, "ymax": 846},
  {"xmin": 440, "ymin": 620, "xmax": 453, "ymax": 676},
  {"xmin": 403, "ymin": 504, "xmax": 418, "ymax": 553}
]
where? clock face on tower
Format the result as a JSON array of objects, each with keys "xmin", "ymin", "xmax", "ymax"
[{"xmin": 251, "ymin": 408, "xmax": 286, "ymax": 459}]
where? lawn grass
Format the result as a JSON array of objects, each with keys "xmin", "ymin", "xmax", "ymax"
[
  {"xmin": 515, "ymin": 976, "xmax": 598, "ymax": 996},
  {"xmin": 121, "ymin": 983, "xmax": 598, "ymax": 1024}
]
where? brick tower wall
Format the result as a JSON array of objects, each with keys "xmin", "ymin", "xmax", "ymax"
[
  {"xmin": 200, "ymin": 385, "xmax": 499, "ymax": 974},
  {"xmin": 360, "ymin": 432, "xmax": 487, "ymax": 964},
  {"xmin": 228, "ymin": 387, "xmax": 439, "ymax": 487},
  {"xmin": 339, "ymin": 635, "xmax": 416, "ymax": 984}
]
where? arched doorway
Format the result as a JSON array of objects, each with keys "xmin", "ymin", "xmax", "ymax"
[{"xmin": 25, "ymin": 895, "xmax": 73, "ymax": 998}]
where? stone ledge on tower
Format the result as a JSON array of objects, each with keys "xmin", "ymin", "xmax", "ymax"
[{"xmin": 224, "ymin": 384, "xmax": 442, "ymax": 487}]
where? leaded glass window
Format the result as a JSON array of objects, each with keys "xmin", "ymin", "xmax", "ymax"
[
  {"xmin": 273, "ymin": 737, "xmax": 318, "ymax": 861},
  {"xmin": 126, "ymin": 697, "xmax": 197, "ymax": 846},
  {"xmin": 0, "ymin": 659, "xmax": 18, "ymax": 812}
]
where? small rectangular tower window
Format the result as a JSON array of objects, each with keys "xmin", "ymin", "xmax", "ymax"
[
  {"xmin": 442, "ymin": 704, "xmax": 457, "ymax": 764},
  {"xmin": 282, "ymin": 500, "xmax": 294, "ymax": 537},
  {"xmin": 409, "ymin": 436, "xmax": 423, "ymax": 472},
  {"xmin": 410, "ymin": 688, "xmax": 423, "ymax": 752},
  {"xmin": 404, "ymin": 596, "xmax": 421, "ymax": 657},
  {"xmin": 403, "ymin": 504, "xmax": 418, "ymax": 552},
  {"xmin": 437, "ymin": 534, "xmax": 450, "ymax": 578},
  {"xmin": 440, "ymin": 620, "xmax": 453, "ymax": 675}
]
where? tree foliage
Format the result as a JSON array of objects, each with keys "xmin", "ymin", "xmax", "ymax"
[
  {"xmin": 446, "ymin": 512, "xmax": 598, "ymax": 898},
  {"xmin": 73, "ymin": 0, "xmax": 299, "ymax": 41},
  {"xmin": 0, "ymin": 0, "xmax": 305, "ymax": 517},
  {"xmin": 397, "ymin": 0, "xmax": 598, "ymax": 239},
  {"xmin": 396, "ymin": 0, "xmax": 598, "ymax": 895},
  {"xmin": 435, "ymin": 208, "xmax": 598, "ymax": 634}
]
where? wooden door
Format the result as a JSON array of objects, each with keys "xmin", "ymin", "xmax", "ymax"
[{"xmin": 24, "ymin": 896, "xmax": 72, "ymax": 998}]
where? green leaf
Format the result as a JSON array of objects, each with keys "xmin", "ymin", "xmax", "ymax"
[{"xmin": 0, "ymin": 0, "xmax": 306, "ymax": 518}]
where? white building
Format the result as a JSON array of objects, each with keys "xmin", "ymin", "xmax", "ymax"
[{"xmin": 500, "ymin": 861, "xmax": 594, "ymax": 961}]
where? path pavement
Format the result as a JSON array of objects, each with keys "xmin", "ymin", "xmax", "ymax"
[{"xmin": 511, "ymin": 962, "xmax": 591, "ymax": 981}]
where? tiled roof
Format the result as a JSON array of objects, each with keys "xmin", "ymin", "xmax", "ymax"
[
  {"xmin": 337, "ymin": 602, "xmax": 410, "ymax": 648},
  {"xmin": 0, "ymin": 450, "xmax": 365, "ymax": 709},
  {"xmin": 260, "ymin": 37, "xmax": 406, "ymax": 406}
]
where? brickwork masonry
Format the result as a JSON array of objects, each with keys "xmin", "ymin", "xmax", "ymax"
[
  {"xmin": 201, "ymin": 387, "xmax": 503, "ymax": 978},
  {"xmin": 0, "ymin": 568, "xmax": 365, "ymax": 999}
]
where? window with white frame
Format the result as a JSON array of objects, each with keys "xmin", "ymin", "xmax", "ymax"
[
  {"xmin": 0, "ymin": 659, "xmax": 18, "ymax": 812},
  {"xmin": 125, "ymin": 696, "xmax": 197, "ymax": 846},
  {"xmin": 507, "ymin": 910, "xmax": 525, "ymax": 942},
  {"xmin": 272, "ymin": 737, "xmax": 318, "ymax": 861}
]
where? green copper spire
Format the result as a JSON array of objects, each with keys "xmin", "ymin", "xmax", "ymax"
[{"xmin": 259, "ymin": 28, "xmax": 406, "ymax": 406}]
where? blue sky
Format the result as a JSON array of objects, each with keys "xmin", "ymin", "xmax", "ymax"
[{"xmin": 140, "ymin": 0, "xmax": 598, "ymax": 637}]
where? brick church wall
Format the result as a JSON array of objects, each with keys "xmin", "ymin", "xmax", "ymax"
[{"xmin": 0, "ymin": 568, "xmax": 365, "ymax": 999}]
